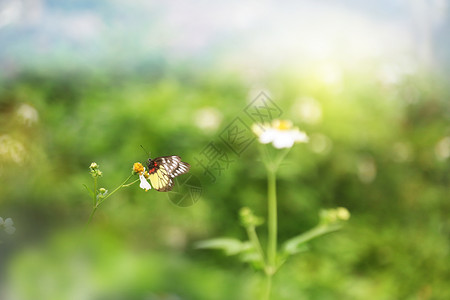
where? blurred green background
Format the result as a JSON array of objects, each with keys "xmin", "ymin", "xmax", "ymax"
[{"xmin": 1, "ymin": 1, "xmax": 449, "ymax": 299}]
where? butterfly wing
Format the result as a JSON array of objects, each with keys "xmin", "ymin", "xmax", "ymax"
[
  {"xmin": 154, "ymin": 156, "xmax": 181, "ymax": 174},
  {"xmin": 149, "ymin": 156, "xmax": 191, "ymax": 192},
  {"xmin": 172, "ymin": 161, "xmax": 191, "ymax": 178},
  {"xmin": 148, "ymin": 164, "xmax": 174, "ymax": 192}
]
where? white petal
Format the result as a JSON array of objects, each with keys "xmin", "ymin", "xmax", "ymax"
[
  {"xmin": 292, "ymin": 130, "xmax": 309, "ymax": 143},
  {"xmin": 273, "ymin": 135, "xmax": 295, "ymax": 149},
  {"xmin": 139, "ymin": 174, "xmax": 152, "ymax": 191},
  {"xmin": 4, "ymin": 218, "xmax": 13, "ymax": 227},
  {"xmin": 259, "ymin": 129, "xmax": 276, "ymax": 144},
  {"xmin": 251, "ymin": 123, "xmax": 263, "ymax": 137}
]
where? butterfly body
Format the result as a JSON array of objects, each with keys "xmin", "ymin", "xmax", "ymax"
[{"xmin": 147, "ymin": 155, "xmax": 190, "ymax": 192}]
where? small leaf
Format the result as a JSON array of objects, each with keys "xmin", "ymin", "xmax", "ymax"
[
  {"xmin": 282, "ymin": 224, "xmax": 341, "ymax": 256},
  {"xmin": 237, "ymin": 242, "xmax": 258, "ymax": 261},
  {"xmin": 83, "ymin": 184, "xmax": 95, "ymax": 198},
  {"xmin": 194, "ymin": 238, "xmax": 247, "ymax": 256},
  {"xmin": 239, "ymin": 243, "xmax": 265, "ymax": 270},
  {"xmin": 240, "ymin": 251, "xmax": 259, "ymax": 262}
]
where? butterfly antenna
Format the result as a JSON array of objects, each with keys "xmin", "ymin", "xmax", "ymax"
[{"xmin": 140, "ymin": 145, "xmax": 150, "ymax": 158}]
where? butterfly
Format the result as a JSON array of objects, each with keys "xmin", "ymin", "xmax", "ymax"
[{"xmin": 146, "ymin": 155, "xmax": 191, "ymax": 192}]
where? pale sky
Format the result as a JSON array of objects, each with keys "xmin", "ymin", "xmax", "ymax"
[{"xmin": 0, "ymin": 0, "xmax": 448, "ymax": 74}]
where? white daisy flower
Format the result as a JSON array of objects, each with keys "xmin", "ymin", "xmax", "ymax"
[
  {"xmin": 139, "ymin": 173, "xmax": 152, "ymax": 191},
  {"xmin": 16, "ymin": 103, "xmax": 39, "ymax": 126},
  {"xmin": 4, "ymin": 218, "xmax": 13, "ymax": 227},
  {"xmin": 133, "ymin": 162, "xmax": 152, "ymax": 191},
  {"xmin": 1, "ymin": 217, "xmax": 16, "ymax": 235},
  {"xmin": 252, "ymin": 120, "xmax": 309, "ymax": 149}
]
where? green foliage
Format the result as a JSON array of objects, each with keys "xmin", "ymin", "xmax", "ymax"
[
  {"xmin": 281, "ymin": 224, "xmax": 340, "ymax": 256},
  {"xmin": 195, "ymin": 238, "xmax": 253, "ymax": 256},
  {"xmin": 0, "ymin": 65, "xmax": 449, "ymax": 299}
]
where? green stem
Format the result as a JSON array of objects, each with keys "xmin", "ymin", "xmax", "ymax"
[
  {"xmin": 273, "ymin": 148, "xmax": 291, "ymax": 169},
  {"xmin": 267, "ymin": 169, "xmax": 277, "ymax": 274},
  {"xmin": 93, "ymin": 176, "xmax": 98, "ymax": 206},
  {"xmin": 264, "ymin": 273, "xmax": 273, "ymax": 300},
  {"xmin": 257, "ymin": 143, "xmax": 272, "ymax": 167},
  {"xmin": 122, "ymin": 178, "xmax": 140, "ymax": 187},
  {"xmin": 246, "ymin": 225, "xmax": 266, "ymax": 267},
  {"xmin": 86, "ymin": 174, "xmax": 135, "ymax": 226},
  {"xmin": 86, "ymin": 206, "xmax": 98, "ymax": 226},
  {"xmin": 260, "ymin": 145, "xmax": 291, "ymax": 299},
  {"xmin": 97, "ymin": 174, "xmax": 134, "ymax": 205}
]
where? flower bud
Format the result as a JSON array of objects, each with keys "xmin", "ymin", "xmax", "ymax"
[
  {"xmin": 320, "ymin": 207, "xmax": 350, "ymax": 225},
  {"xmin": 97, "ymin": 188, "xmax": 108, "ymax": 199},
  {"xmin": 239, "ymin": 207, "xmax": 264, "ymax": 227},
  {"xmin": 89, "ymin": 162, "xmax": 102, "ymax": 177},
  {"xmin": 336, "ymin": 207, "xmax": 350, "ymax": 221}
]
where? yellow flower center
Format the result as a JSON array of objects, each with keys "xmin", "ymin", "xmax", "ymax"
[
  {"xmin": 133, "ymin": 162, "xmax": 145, "ymax": 174},
  {"xmin": 273, "ymin": 119, "xmax": 292, "ymax": 130}
]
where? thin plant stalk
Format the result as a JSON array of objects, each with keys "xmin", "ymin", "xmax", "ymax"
[
  {"xmin": 86, "ymin": 174, "xmax": 135, "ymax": 226},
  {"xmin": 267, "ymin": 169, "xmax": 277, "ymax": 272},
  {"xmin": 97, "ymin": 174, "xmax": 136, "ymax": 206},
  {"xmin": 93, "ymin": 176, "xmax": 98, "ymax": 207},
  {"xmin": 264, "ymin": 274, "xmax": 273, "ymax": 300},
  {"xmin": 246, "ymin": 225, "xmax": 266, "ymax": 266},
  {"xmin": 261, "ymin": 146, "xmax": 291, "ymax": 299},
  {"xmin": 86, "ymin": 206, "xmax": 98, "ymax": 226},
  {"xmin": 264, "ymin": 168, "xmax": 277, "ymax": 300}
]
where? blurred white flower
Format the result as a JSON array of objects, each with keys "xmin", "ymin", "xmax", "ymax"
[
  {"xmin": 293, "ymin": 97, "xmax": 322, "ymax": 125},
  {"xmin": 357, "ymin": 156, "xmax": 377, "ymax": 183},
  {"xmin": 392, "ymin": 142, "xmax": 413, "ymax": 163},
  {"xmin": 194, "ymin": 107, "xmax": 222, "ymax": 131},
  {"xmin": 0, "ymin": 134, "xmax": 26, "ymax": 163},
  {"xmin": 309, "ymin": 133, "xmax": 332, "ymax": 154},
  {"xmin": 252, "ymin": 119, "xmax": 308, "ymax": 149},
  {"xmin": 139, "ymin": 173, "xmax": 151, "ymax": 191},
  {"xmin": 164, "ymin": 227, "xmax": 187, "ymax": 250},
  {"xmin": 4, "ymin": 225, "xmax": 16, "ymax": 235},
  {"xmin": 4, "ymin": 218, "xmax": 13, "ymax": 227},
  {"xmin": 16, "ymin": 103, "xmax": 39, "ymax": 126},
  {"xmin": 1, "ymin": 217, "xmax": 16, "ymax": 235},
  {"xmin": 435, "ymin": 136, "xmax": 450, "ymax": 161}
]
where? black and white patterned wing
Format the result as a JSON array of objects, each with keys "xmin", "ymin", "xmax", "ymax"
[
  {"xmin": 154, "ymin": 156, "xmax": 181, "ymax": 174},
  {"xmin": 171, "ymin": 161, "xmax": 190, "ymax": 178},
  {"xmin": 149, "ymin": 155, "xmax": 190, "ymax": 192}
]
